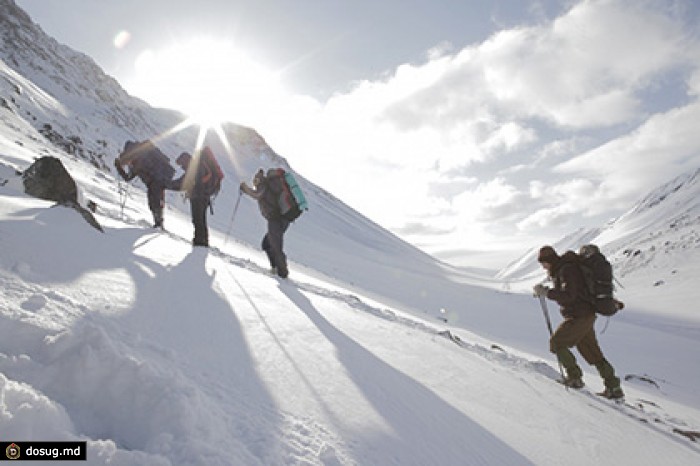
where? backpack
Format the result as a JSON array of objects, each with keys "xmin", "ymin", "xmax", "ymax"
[
  {"xmin": 577, "ymin": 246, "xmax": 619, "ymax": 316},
  {"xmin": 120, "ymin": 140, "xmax": 175, "ymax": 185},
  {"xmin": 266, "ymin": 168, "xmax": 308, "ymax": 221},
  {"xmin": 200, "ymin": 146, "xmax": 224, "ymax": 197}
]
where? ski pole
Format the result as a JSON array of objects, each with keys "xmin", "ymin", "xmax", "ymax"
[
  {"xmin": 614, "ymin": 276, "xmax": 625, "ymax": 290},
  {"xmin": 223, "ymin": 192, "xmax": 242, "ymax": 247},
  {"xmin": 118, "ymin": 181, "xmax": 129, "ymax": 219},
  {"xmin": 538, "ymin": 295, "xmax": 567, "ymax": 387},
  {"xmin": 538, "ymin": 295, "xmax": 554, "ymax": 335}
]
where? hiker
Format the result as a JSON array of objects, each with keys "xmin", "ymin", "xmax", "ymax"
[
  {"xmin": 533, "ymin": 245, "xmax": 624, "ymax": 399},
  {"xmin": 169, "ymin": 147, "xmax": 221, "ymax": 247},
  {"xmin": 240, "ymin": 169, "xmax": 291, "ymax": 278},
  {"xmin": 114, "ymin": 140, "xmax": 175, "ymax": 228}
]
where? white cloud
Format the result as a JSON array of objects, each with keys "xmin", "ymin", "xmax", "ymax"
[
  {"xmin": 477, "ymin": 0, "xmax": 691, "ymax": 128},
  {"xmin": 555, "ymin": 100, "xmax": 700, "ymax": 212},
  {"xmin": 256, "ymin": 0, "xmax": 700, "ymax": 268},
  {"xmin": 452, "ymin": 177, "xmax": 528, "ymax": 223}
]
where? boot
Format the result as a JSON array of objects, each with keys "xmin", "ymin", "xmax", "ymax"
[
  {"xmin": 595, "ymin": 359, "xmax": 621, "ymax": 393},
  {"xmin": 556, "ymin": 348, "xmax": 583, "ymax": 388},
  {"xmin": 153, "ymin": 209, "xmax": 164, "ymax": 229},
  {"xmin": 597, "ymin": 386, "xmax": 624, "ymax": 399},
  {"xmin": 561, "ymin": 376, "xmax": 585, "ymax": 389},
  {"xmin": 276, "ymin": 263, "xmax": 289, "ymax": 279}
]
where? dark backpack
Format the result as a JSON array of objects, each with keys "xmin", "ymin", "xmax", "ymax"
[
  {"xmin": 200, "ymin": 146, "xmax": 224, "ymax": 197},
  {"xmin": 120, "ymin": 140, "xmax": 175, "ymax": 185},
  {"xmin": 577, "ymin": 249, "xmax": 619, "ymax": 316},
  {"xmin": 266, "ymin": 168, "xmax": 308, "ymax": 222}
]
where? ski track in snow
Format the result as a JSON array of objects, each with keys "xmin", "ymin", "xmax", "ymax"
[
  {"xmin": 0, "ymin": 197, "xmax": 699, "ymax": 464},
  {"xmin": 65, "ymin": 211, "xmax": 700, "ymax": 454}
]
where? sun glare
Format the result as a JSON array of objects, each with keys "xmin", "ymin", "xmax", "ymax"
[{"xmin": 130, "ymin": 38, "xmax": 284, "ymax": 129}]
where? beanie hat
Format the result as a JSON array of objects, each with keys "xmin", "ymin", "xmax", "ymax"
[
  {"xmin": 176, "ymin": 152, "xmax": 191, "ymax": 166},
  {"xmin": 253, "ymin": 169, "xmax": 265, "ymax": 187},
  {"xmin": 537, "ymin": 245, "xmax": 559, "ymax": 263},
  {"xmin": 579, "ymin": 244, "xmax": 599, "ymax": 258}
]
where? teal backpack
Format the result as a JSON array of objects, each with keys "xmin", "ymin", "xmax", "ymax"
[{"xmin": 266, "ymin": 168, "xmax": 308, "ymax": 221}]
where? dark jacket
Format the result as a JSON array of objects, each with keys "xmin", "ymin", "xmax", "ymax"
[
  {"xmin": 116, "ymin": 141, "xmax": 173, "ymax": 186},
  {"xmin": 170, "ymin": 157, "xmax": 209, "ymax": 199},
  {"xmin": 241, "ymin": 176, "xmax": 281, "ymax": 221},
  {"xmin": 546, "ymin": 251, "xmax": 595, "ymax": 319}
]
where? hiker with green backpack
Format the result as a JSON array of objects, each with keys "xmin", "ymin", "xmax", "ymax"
[
  {"xmin": 240, "ymin": 168, "xmax": 307, "ymax": 278},
  {"xmin": 533, "ymin": 245, "xmax": 624, "ymax": 399}
]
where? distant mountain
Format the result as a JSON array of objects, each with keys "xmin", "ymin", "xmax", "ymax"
[
  {"xmin": 0, "ymin": 0, "xmax": 290, "ymax": 171},
  {"xmin": 497, "ymin": 167, "xmax": 700, "ymax": 286},
  {"xmin": 0, "ymin": 0, "xmax": 449, "ymax": 311}
]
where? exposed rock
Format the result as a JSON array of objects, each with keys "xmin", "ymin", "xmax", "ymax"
[{"xmin": 22, "ymin": 156, "xmax": 103, "ymax": 232}]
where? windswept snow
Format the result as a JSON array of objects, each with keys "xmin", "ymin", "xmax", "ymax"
[
  {"xmin": 1, "ymin": 166, "xmax": 700, "ymax": 465},
  {"xmin": 1, "ymin": 0, "xmax": 700, "ymax": 463}
]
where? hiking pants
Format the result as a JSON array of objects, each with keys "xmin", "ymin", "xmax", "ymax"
[
  {"xmin": 190, "ymin": 197, "xmax": 209, "ymax": 247},
  {"xmin": 147, "ymin": 182, "xmax": 165, "ymax": 226},
  {"xmin": 550, "ymin": 313, "xmax": 604, "ymax": 378},
  {"xmin": 262, "ymin": 218, "xmax": 290, "ymax": 272}
]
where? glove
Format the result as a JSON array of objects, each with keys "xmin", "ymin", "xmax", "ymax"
[{"xmin": 533, "ymin": 283, "xmax": 550, "ymax": 298}]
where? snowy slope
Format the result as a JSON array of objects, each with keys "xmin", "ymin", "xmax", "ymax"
[
  {"xmin": 497, "ymin": 167, "xmax": 700, "ymax": 325},
  {"xmin": 1, "ymin": 1, "xmax": 700, "ymax": 464},
  {"xmin": 2, "ymin": 183, "xmax": 699, "ymax": 465}
]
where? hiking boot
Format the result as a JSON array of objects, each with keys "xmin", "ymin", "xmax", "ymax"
[
  {"xmin": 598, "ymin": 386, "xmax": 624, "ymax": 399},
  {"xmin": 561, "ymin": 377, "xmax": 585, "ymax": 389}
]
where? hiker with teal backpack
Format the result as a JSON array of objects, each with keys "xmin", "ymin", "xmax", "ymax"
[
  {"xmin": 533, "ymin": 245, "xmax": 624, "ymax": 399},
  {"xmin": 240, "ymin": 168, "xmax": 307, "ymax": 278}
]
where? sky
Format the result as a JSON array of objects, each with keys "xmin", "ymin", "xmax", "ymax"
[{"xmin": 15, "ymin": 0, "xmax": 700, "ymax": 269}]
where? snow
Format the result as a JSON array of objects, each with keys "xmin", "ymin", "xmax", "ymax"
[
  {"xmin": 2, "ymin": 158, "xmax": 700, "ymax": 465},
  {"xmin": 1, "ymin": 2, "xmax": 700, "ymax": 464}
]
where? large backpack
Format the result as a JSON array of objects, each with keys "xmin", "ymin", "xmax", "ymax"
[
  {"xmin": 577, "ymin": 246, "xmax": 619, "ymax": 316},
  {"xmin": 266, "ymin": 168, "xmax": 308, "ymax": 222},
  {"xmin": 120, "ymin": 140, "xmax": 175, "ymax": 185},
  {"xmin": 199, "ymin": 146, "xmax": 224, "ymax": 197}
]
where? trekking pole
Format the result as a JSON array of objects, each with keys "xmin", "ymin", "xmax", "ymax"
[
  {"xmin": 223, "ymin": 192, "xmax": 242, "ymax": 247},
  {"xmin": 118, "ymin": 181, "xmax": 129, "ymax": 219},
  {"xmin": 614, "ymin": 276, "xmax": 625, "ymax": 290},
  {"xmin": 537, "ymin": 294, "xmax": 567, "ymax": 388}
]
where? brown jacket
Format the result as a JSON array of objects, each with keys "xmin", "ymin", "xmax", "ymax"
[{"xmin": 546, "ymin": 251, "xmax": 595, "ymax": 319}]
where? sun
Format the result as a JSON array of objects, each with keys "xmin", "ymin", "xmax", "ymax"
[{"xmin": 128, "ymin": 37, "xmax": 284, "ymax": 129}]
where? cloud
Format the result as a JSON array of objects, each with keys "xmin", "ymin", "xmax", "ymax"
[
  {"xmin": 393, "ymin": 222, "xmax": 455, "ymax": 236},
  {"xmin": 518, "ymin": 178, "xmax": 598, "ymax": 230},
  {"xmin": 555, "ymin": 100, "xmax": 700, "ymax": 212},
  {"xmin": 257, "ymin": 0, "xmax": 700, "ymax": 267},
  {"xmin": 452, "ymin": 177, "xmax": 530, "ymax": 223}
]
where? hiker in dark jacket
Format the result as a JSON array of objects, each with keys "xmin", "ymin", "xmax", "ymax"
[
  {"xmin": 115, "ymin": 140, "xmax": 174, "ymax": 228},
  {"xmin": 169, "ymin": 150, "xmax": 212, "ymax": 247},
  {"xmin": 533, "ymin": 245, "xmax": 624, "ymax": 399},
  {"xmin": 240, "ymin": 169, "xmax": 290, "ymax": 278}
]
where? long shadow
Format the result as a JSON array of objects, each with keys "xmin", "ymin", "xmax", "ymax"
[
  {"xmin": 1, "ymin": 209, "xmax": 283, "ymax": 463},
  {"xmin": 279, "ymin": 283, "xmax": 533, "ymax": 465},
  {"xmin": 93, "ymin": 248, "xmax": 284, "ymax": 462}
]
